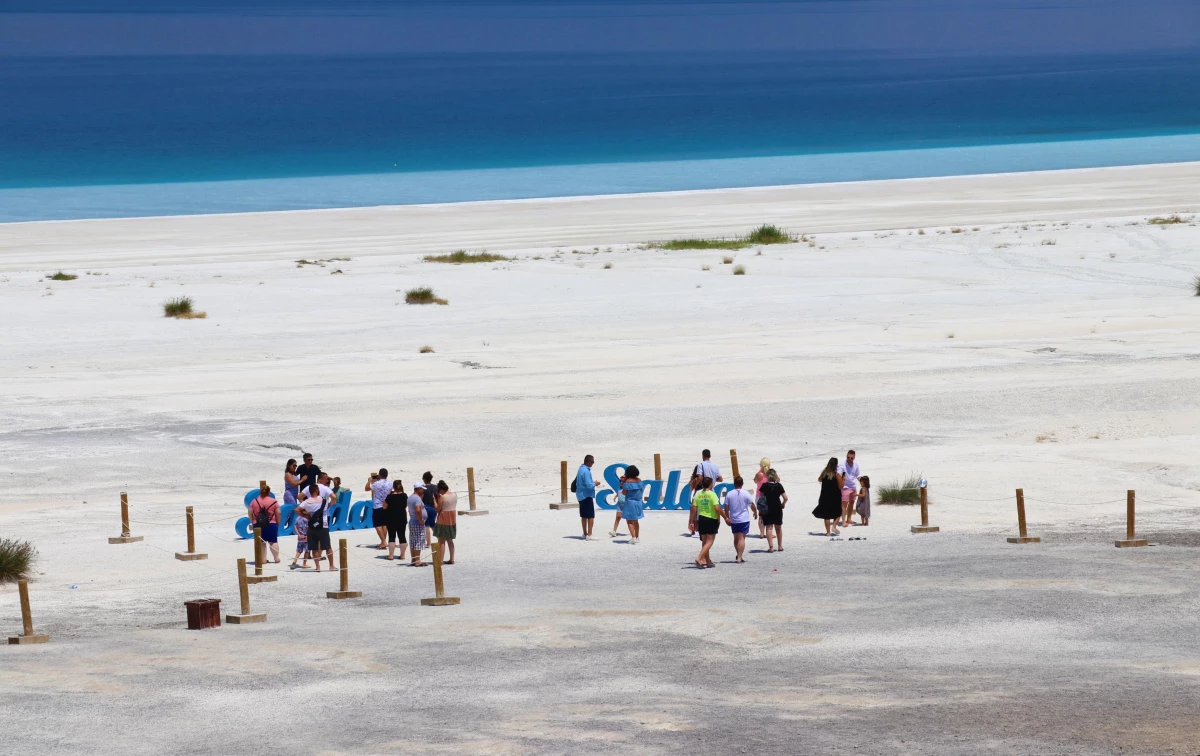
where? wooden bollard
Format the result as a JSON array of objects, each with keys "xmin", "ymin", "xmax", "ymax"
[
  {"xmin": 175, "ymin": 505, "xmax": 209, "ymax": 560},
  {"xmin": 327, "ymin": 539, "xmax": 362, "ymax": 599},
  {"xmin": 7, "ymin": 579, "xmax": 49, "ymax": 645},
  {"xmin": 245, "ymin": 527, "xmax": 277, "ymax": 584},
  {"xmin": 654, "ymin": 453, "xmax": 662, "ymax": 481},
  {"xmin": 911, "ymin": 484, "xmax": 939, "ymax": 533},
  {"xmin": 459, "ymin": 467, "xmax": 487, "ymax": 516},
  {"xmin": 108, "ymin": 491, "xmax": 143, "ymax": 544},
  {"xmin": 730, "ymin": 449, "xmax": 740, "ymax": 480},
  {"xmin": 225, "ymin": 558, "xmax": 266, "ymax": 624},
  {"xmin": 421, "ymin": 542, "xmax": 460, "ymax": 606},
  {"xmin": 1115, "ymin": 490, "xmax": 1148, "ymax": 547},
  {"xmin": 1007, "ymin": 488, "xmax": 1040, "ymax": 544},
  {"xmin": 550, "ymin": 460, "xmax": 573, "ymax": 510}
]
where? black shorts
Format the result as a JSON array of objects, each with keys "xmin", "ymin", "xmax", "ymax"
[
  {"xmin": 387, "ymin": 522, "xmax": 406, "ymax": 544},
  {"xmin": 373, "ymin": 508, "xmax": 387, "ymax": 527},
  {"xmin": 578, "ymin": 497, "xmax": 595, "ymax": 519},
  {"xmin": 308, "ymin": 527, "xmax": 331, "ymax": 552},
  {"xmin": 696, "ymin": 515, "xmax": 720, "ymax": 536}
]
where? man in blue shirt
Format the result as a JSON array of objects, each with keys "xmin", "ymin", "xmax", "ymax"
[{"xmin": 576, "ymin": 454, "xmax": 598, "ymax": 540}]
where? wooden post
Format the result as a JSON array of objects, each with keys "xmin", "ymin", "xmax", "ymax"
[
  {"xmin": 327, "ymin": 538, "xmax": 362, "ymax": 599},
  {"xmin": 729, "ymin": 449, "xmax": 740, "ymax": 480},
  {"xmin": 8, "ymin": 579, "xmax": 49, "ymax": 644},
  {"xmin": 226, "ymin": 558, "xmax": 267, "ymax": 623},
  {"xmin": 654, "ymin": 453, "xmax": 662, "ymax": 481},
  {"xmin": 911, "ymin": 484, "xmax": 939, "ymax": 533},
  {"xmin": 245, "ymin": 526, "xmax": 277, "ymax": 584},
  {"xmin": 421, "ymin": 542, "xmax": 460, "ymax": 606},
  {"xmin": 459, "ymin": 466, "xmax": 487, "ymax": 516},
  {"xmin": 1006, "ymin": 488, "xmax": 1040, "ymax": 544},
  {"xmin": 1115, "ymin": 489, "xmax": 1148, "ymax": 547},
  {"xmin": 176, "ymin": 505, "xmax": 209, "ymax": 560},
  {"xmin": 550, "ymin": 460, "xmax": 573, "ymax": 509},
  {"xmin": 108, "ymin": 491, "xmax": 143, "ymax": 544}
]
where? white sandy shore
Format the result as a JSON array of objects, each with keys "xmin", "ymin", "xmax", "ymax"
[{"xmin": 2, "ymin": 163, "xmax": 1200, "ymax": 754}]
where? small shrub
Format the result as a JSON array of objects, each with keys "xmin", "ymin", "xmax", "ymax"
[
  {"xmin": 1192, "ymin": 275, "xmax": 1200, "ymax": 296},
  {"xmin": 651, "ymin": 224, "xmax": 795, "ymax": 250},
  {"xmin": 733, "ymin": 265, "xmax": 745, "ymax": 275},
  {"xmin": 1041, "ymin": 239, "xmax": 1056, "ymax": 246},
  {"xmin": 946, "ymin": 332, "xmax": 955, "ymax": 339},
  {"xmin": 423, "ymin": 250, "xmax": 511, "ymax": 264},
  {"xmin": 745, "ymin": 224, "xmax": 791, "ymax": 245},
  {"xmin": 701, "ymin": 265, "xmax": 711, "ymax": 271},
  {"xmin": 163, "ymin": 297, "xmax": 206, "ymax": 319},
  {"xmin": 603, "ymin": 262, "xmax": 613, "ymax": 269},
  {"xmin": 721, "ymin": 256, "xmax": 734, "ymax": 264},
  {"xmin": 419, "ymin": 345, "xmax": 434, "ymax": 354},
  {"xmin": 950, "ymin": 228, "xmax": 963, "ymax": 234},
  {"xmin": 1148, "ymin": 215, "xmax": 1185, "ymax": 225},
  {"xmin": 877, "ymin": 475, "xmax": 922, "ymax": 505},
  {"xmin": 405, "ymin": 287, "xmax": 448, "ymax": 305},
  {"xmin": 917, "ymin": 229, "xmax": 925, "ymax": 235},
  {"xmin": 0, "ymin": 538, "xmax": 37, "ymax": 583},
  {"xmin": 49, "ymin": 271, "xmax": 77, "ymax": 281}
]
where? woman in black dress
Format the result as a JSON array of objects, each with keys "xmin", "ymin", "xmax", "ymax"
[
  {"xmin": 758, "ymin": 469, "xmax": 787, "ymax": 552},
  {"xmin": 813, "ymin": 457, "xmax": 844, "ymax": 536}
]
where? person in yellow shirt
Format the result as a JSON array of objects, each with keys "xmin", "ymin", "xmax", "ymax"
[{"xmin": 690, "ymin": 476, "xmax": 726, "ymax": 568}]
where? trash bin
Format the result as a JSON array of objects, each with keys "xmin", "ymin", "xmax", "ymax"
[{"xmin": 184, "ymin": 598, "xmax": 222, "ymax": 630}]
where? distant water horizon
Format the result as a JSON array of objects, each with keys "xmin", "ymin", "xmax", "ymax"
[{"xmin": 3, "ymin": 49, "xmax": 1200, "ymax": 222}]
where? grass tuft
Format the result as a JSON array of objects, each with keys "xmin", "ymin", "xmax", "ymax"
[
  {"xmin": 1193, "ymin": 275, "xmax": 1200, "ymax": 296},
  {"xmin": 49, "ymin": 271, "xmax": 77, "ymax": 281},
  {"xmin": 650, "ymin": 223, "xmax": 796, "ymax": 250},
  {"xmin": 0, "ymin": 538, "xmax": 37, "ymax": 583},
  {"xmin": 721, "ymin": 256, "xmax": 734, "ymax": 264},
  {"xmin": 877, "ymin": 475, "xmax": 922, "ymax": 505},
  {"xmin": 1148, "ymin": 215, "xmax": 1186, "ymax": 225},
  {"xmin": 733, "ymin": 265, "xmax": 746, "ymax": 275},
  {"xmin": 603, "ymin": 262, "xmax": 613, "ymax": 269},
  {"xmin": 163, "ymin": 296, "xmax": 207, "ymax": 319},
  {"xmin": 405, "ymin": 287, "xmax": 448, "ymax": 305},
  {"xmin": 419, "ymin": 345, "xmax": 435, "ymax": 354},
  {"xmin": 423, "ymin": 250, "xmax": 512, "ymax": 264}
]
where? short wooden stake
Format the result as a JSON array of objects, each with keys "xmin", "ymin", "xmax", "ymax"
[
  {"xmin": 108, "ymin": 491, "xmax": 144, "ymax": 544},
  {"xmin": 327, "ymin": 539, "xmax": 362, "ymax": 599},
  {"xmin": 1006, "ymin": 488, "xmax": 1040, "ymax": 544},
  {"xmin": 7, "ymin": 579, "xmax": 49, "ymax": 644},
  {"xmin": 550, "ymin": 460, "xmax": 573, "ymax": 509},
  {"xmin": 226, "ymin": 558, "xmax": 267, "ymax": 624},
  {"xmin": 1115, "ymin": 490, "xmax": 1148, "ymax": 547},
  {"xmin": 654, "ymin": 453, "xmax": 662, "ymax": 481},
  {"xmin": 245, "ymin": 527, "xmax": 277, "ymax": 584},
  {"xmin": 459, "ymin": 466, "xmax": 487, "ymax": 515},
  {"xmin": 729, "ymin": 449, "xmax": 740, "ymax": 480},
  {"xmin": 911, "ymin": 485, "xmax": 940, "ymax": 533},
  {"xmin": 421, "ymin": 542, "xmax": 460, "ymax": 606},
  {"xmin": 176, "ymin": 505, "xmax": 209, "ymax": 560}
]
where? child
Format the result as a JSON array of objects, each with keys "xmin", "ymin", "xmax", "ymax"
[
  {"xmin": 290, "ymin": 506, "xmax": 311, "ymax": 569},
  {"xmin": 855, "ymin": 476, "xmax": 871, "ymax": 526}
]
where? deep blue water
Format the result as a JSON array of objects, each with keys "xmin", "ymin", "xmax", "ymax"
[{"xmin": 3, "ymin": 50, "xmax": 1200, "ymax": 220}]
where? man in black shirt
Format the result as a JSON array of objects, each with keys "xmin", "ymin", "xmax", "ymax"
[
  {"xmin": 421, "ymin": 471, "xmax": 436, "ymax": 544},
  {"xmin": 296, "ymin": 453, "xmax": 321, "ymax": 495}
]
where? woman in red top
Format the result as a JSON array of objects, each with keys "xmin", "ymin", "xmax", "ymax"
[{"xmin": 248, "ymin": 483, "xmax": 281, "ymax": 563}]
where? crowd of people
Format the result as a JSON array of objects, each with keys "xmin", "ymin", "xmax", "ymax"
[
  {"xmin": 574, "ymin": 449, "xmax": 872, "ymax": 567},
  {"xmin": 246, "ymin": 453, "xmax": 461, "ymax": 572}
]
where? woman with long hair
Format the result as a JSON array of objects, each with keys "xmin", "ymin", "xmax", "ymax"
[
  {"xmin": 813, "ymin": 457, "xmax": 844, "ymax": 536},
  {"xmin": 434, "ymin": 480, "xmax": 458, "ymax": 564},
  {"xmin": 753, "ymin": 457, "xmax": 771, "ymax": 539},
  {"xmin": 758, "ymin": 468, "xmax": 787, "ymax": 551},
  {"xmin": 283, "ymin": 458, "xmax": 300, "ymax": 506},
  {"xmin": 249, "ymin": 482, "xmax": 281, "ymax": 563},
  {"xmin": 620, "ymin": 465, "xmax": 645, "ymax": 545}
]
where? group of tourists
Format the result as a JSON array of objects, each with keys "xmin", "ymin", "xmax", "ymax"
[
  {"xmin": 573, "ymin": 449, "xmax": 871, "ymax": 567},
  {"xmin": 245, "ymin": 453, "xmax": 460, "ymax": 572}
]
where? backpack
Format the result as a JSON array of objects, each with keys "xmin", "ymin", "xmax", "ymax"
[
  {"xmin": 570, "ymin": 475, "xmax": 578, "ymax": 493},
  {"xmin": 253, "ymin": 497, "xmax": 274, "ymax": 529},
  {"xmin": 307, "ymin": 500, "xmax": 326, "ymax": 530}
]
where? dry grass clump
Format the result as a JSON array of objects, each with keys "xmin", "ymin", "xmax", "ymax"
[
  {"xmin": 1192, "ymin": 275, "xmax": 1200, "ymax": 296},
  {"xmin": 651, "ymin": 223, "xmax": 796, "ymax": 250},
  {"xmin": 0, "ymin": 538, "xmax": 37, "ymax": 583},
  {"xmin": 405, "ymin": 287, "xmax": 448, "ymax": 305},
  {"xmin": 603, "ymin": 262, "xmax": 613, "ymax": 269},
  {"xmin": 877, "ymin": 475, "xmax": 922, "ymax": 505},
  {"xmin": 721, "ymin": 256, "xmax": 734, "ymax": 264},
  {"xmin": 1148, "ymin": 215, "xmax": 1186, "ymax": 225},
  {"xmin": 419, "ymin": 345, "xmax": 435, "ymax": 354},
  {"xmin": 49, "ymin": 271, "xmax": 77, "ymax": 281},
  {"xmin": 423, "ymin": 250, "xmax": 511, "ymax": 264},
  {"xmin": 733, "ymin": 265, "xmax": 745, "ymax": 275},
  {"xmin": 163, "ymin": 297, "xmax": 207, "ymax": 319}
]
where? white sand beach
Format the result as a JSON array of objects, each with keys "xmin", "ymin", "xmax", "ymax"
[{"xmin": 2, "ymin": 162, "xmax": 1199, "ymax": 754}]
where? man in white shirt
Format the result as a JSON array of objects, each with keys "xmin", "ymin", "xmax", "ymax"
[
  {"xmin": 366, "ymin": 468, "xmax": 391, "ymax": 550},
  {"xmin": 721, "ymin": 476, "xmax": 756, "ymax": 563},
  {"xmin": 297, "ymin": 484, "xmax": 335, "ymax": 571},
  {"xmin": 837, "ymin": 450, "xmax": 861, "ymax": 527}
]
